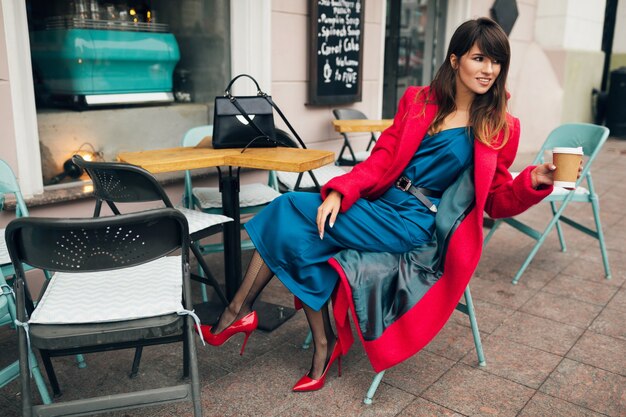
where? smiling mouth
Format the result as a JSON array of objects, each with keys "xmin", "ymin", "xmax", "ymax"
[{"xmin": 477, "ymin": 78, "xmax": 491, "ymax": 86}]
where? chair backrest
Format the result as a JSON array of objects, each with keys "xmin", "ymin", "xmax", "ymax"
[
  {"xmin": 73, "ymin": 155, "xmax": 173, "ymax": 211},
  {"xmin": 275, "ymin": 129, "xmax": 300, "ymax": 149},
  {"xmin": 6, "ymin": 208, "xmax": 188, "ymax": 273},
  {"xmin": 272, "ymin": 129, "xmax": 327, "ymax": 191},
  {"xmin": 533, "ymin": 123, "xmax": 610, "ymax": 168},
  {"xmin": 180, "ymin": 124, "xmax": 283, "ymax": 198},
  {"xmin": 0, "ymin": 159, "xmax": 29, "ymax": 218},
  {"xmin": 181, "ymin": 125, "xmax": 214, "ymax": 148},
  {"xmin": 332, "ymin": 108, "xmax": 377, "ymax": 148},
  {"xmin": 180, "ymin": 125, "xmax": 214, "ymax": 208},
  {"xmin": 333, "ymin": 108, "xmax": 368, "ymax": 120}
]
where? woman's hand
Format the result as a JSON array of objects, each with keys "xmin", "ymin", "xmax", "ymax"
[
  {"xmin": 531, "ymin": 163, "xmax": 556, "ymax": 189},
  {"xmin": 530, "ymin": 160, "xmax": 583, "ymax": 189},
  {"xmin": 317, "ymin": 190, "xmax": 342, "ymax": 240}
]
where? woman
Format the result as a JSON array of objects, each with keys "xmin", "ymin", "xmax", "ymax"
[{"xmin": 199, "ymin": 17, "xmax": 557, "ymax": 390}]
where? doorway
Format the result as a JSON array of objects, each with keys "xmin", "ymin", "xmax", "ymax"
[{"xmin": 382, "ymin": 0, "xmax": 447, "ymax": 118}]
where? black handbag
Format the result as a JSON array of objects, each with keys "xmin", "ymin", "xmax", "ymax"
[{"xmin": 212, "ymin": 74, "xmax": 307, "ymax": 151}]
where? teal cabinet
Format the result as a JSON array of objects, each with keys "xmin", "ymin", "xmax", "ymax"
[{"xmin": 30, "ymin": 29, "xmax": 180, "ymax": 96}]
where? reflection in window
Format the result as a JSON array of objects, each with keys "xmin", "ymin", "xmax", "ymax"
[{"xmin": 25, "ymin": 0, "xmax": 231, "ymax": 186}]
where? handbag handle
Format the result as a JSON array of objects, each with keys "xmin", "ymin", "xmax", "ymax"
[
  {"xmin": 224, "ymin": 73, "xmax": 265, "ymax": 97},
  {"xmin": 225, "ymin": 73, "xmax": 308, "ymax": 152},
  {"xmin": 262, "ymin": 95, "xmax": 307, "ymax": 149}
]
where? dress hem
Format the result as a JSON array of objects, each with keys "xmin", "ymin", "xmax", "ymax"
[{"xmin": 245, "ymin": 221, "xmax": 329, "ymax": 312}]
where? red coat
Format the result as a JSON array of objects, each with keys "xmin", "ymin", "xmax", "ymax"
[{"xmin": 321, "ymin": 86, "xmax": 552, "ymax": 372}]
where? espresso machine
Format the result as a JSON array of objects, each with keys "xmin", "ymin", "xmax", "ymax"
[{"xmin": 29, "ymin": 0, "xmax": 180, "ymax": 108}]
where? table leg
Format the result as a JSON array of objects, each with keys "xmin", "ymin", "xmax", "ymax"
[
  {"xmin": 195, "ymin": 166, "xmax": 295, "ymax": 331},
  {"xmin": 220, "ymin": 167, "xmax": 242, "ymax": 301}
]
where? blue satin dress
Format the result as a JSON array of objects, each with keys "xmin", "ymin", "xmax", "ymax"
[{"xmin": 245, "ymin": 127, "xmax": 473, "ymax": 310}]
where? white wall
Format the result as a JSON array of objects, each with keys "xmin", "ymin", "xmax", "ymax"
[
  {"xmin": 610, "ymin": 0, "xmax": 626, "ymax": 71},
  {"xmin": 535, "ymin": 0, "xmax": 605, "ymax": 51},
  {"xmin": 270, "ymin": 0, "xmax": 386, "ymax": 154},
  {"xmin": 0, "ymin": 0, "xmax": 43, "ymax": 196},
  {"xmin": 462, "ymin": 0, "xmax": 607, "ymax": 153}
]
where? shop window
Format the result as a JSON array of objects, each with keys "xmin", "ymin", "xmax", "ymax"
[{"xmin": 26, "ymin": 0, "xmax": 231, "ymax": 186}]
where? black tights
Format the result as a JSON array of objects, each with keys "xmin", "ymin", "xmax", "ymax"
[{"xmin": 213, "ymin": 250, "xmax": 337, "ymax": 379}]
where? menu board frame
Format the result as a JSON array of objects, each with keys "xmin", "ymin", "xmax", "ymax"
[{"xmin": 308, "ymin": 0, "xmax": 365, "ymax": 105}]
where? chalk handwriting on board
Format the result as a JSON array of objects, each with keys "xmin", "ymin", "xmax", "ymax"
[{"xmin": 309, "ymin": 0, "xmax": 363, "ymax": 104}]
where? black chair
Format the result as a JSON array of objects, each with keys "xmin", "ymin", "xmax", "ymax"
[
  {"xmin": 6, "ymin": 208, "xmax": 203, "ymax": 416},
  {"xmin": 73, "ymin": 155, "xmax": 231, "ymax": 307},
  {"xmin": 333, "ymin": 108, "xmax": 378, "ymax": 166},
  {"xmin": 271, "ymin": 129, "xmax": 347, "ymax": 193}
]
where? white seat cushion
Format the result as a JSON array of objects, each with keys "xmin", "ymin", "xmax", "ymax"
[
  {"xmin": 510, "ymin": 172, "xmax": 590, "ymax": 197},
  {"xmin": 549, "ymin": 185, "xmax": 590, "ymax": 196},
  {"xmin": 193, "ymin": 183, "xmax": 281, "ymax": 209},
  {"xmin": 277, "ymin": 165, "xmax": 346, "ymax": 190},
  {"xmin": 30, "ymin": 256, "xmax": 183, "ymax": 324},
  {"xmin": 0, "ymin": 229, "xmax": 9, "ymax": 265},
  {"xmin": 341, "ymin": 150, "xmax": 371, "ymax": 162},
  {"xmin": 175, "ymin": 207, "xmax": 232, "ymax": 235}
]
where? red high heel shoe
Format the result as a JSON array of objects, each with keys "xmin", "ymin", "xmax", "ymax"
[
  {"xmin": 198, "ymin": 311, "xmax": 258, "ymax": 355},
  {"xmin": 292, "ymin": 339, "xmax": 342, "ymax": 392}
]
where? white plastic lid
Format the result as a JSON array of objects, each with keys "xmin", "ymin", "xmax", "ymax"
[{"xmin": 553, "ymin": 146, "xmax": 583, "ymax": 155}]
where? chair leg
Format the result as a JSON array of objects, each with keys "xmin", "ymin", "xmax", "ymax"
[
  {"xmin": 551, "ymin": 201, "xmax": 567, "ymax": 252},
  {"xmin": 183, "ymin": 325, "xmax": 190, "ymax": 379},
  {"xmin": 591, "ymin": 196, "xmax": 612, "ymax": 279},
  {"xmin": 2, "ymin": 280, "xmax": 52, "ymax": 404},
  {"xmin": 511, "ymin": 241, "xmax": 542, "ymax": 285},
  {"xmin": 190, "ymin": 243, "xmax": 228, "ymax": 306},
  {"xmin": 129, "ymin": 347, "xmax": 143, "ymax": 378},
  {"xmin": 362, "ymin": 287, "xmax": 486, "ymax": 405},
  {"xmin": 75, "ymin": 354, "xmax": 87, "ymax": 369},
  {"xmin": 198, "ymin": 264, "xmax": 209, "ymax": 303},
  {"xmin": 185, "ymin": 317, "xmax": 203, "ymax": 417},
  {"xmin": 364, "ymin": 371, "xmax": 386, "ymax": 405},
  {"xmin": 302, "ymin": 330, "xmax": 313, "ymax": 349},
  {"xmin": 482, "ymin": 219, "xmax": 502, "ymax": 246},
  {"xmin": 39, "ymin": 350, "xmax": 61, "ymax": 398},
  {"xmin": 28, "ymin": 351, "xmax": 52, "ymax": 405},
  {"xmin": 464, "ymin": 286, "xmax": 486, "ymax": 367},
  {"xmin": 18, "ymin": 327, "xmax": 33, "ymax": 416},
  {"xmin": 192, "ymin": 242, "xmax": 209, "ymax": 303}
]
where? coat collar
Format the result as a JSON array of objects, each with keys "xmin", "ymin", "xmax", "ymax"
[{"xmin": 403, "ymin": 89, "xmax": 499, "ymax": 209}]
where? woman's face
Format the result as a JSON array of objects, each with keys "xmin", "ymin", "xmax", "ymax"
[{"xmin": 450, "ymin": 43, "xmax": 501, "ymax": 98}]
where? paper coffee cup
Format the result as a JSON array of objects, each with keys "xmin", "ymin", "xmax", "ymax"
[{"xmin": 552, "ymin": 147, "xmax": 583, "ymax": 189}]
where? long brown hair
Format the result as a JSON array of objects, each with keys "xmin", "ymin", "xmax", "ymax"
[{"xmin": 424, "ymin": 17, "xmax": 511, "ymax": 148}]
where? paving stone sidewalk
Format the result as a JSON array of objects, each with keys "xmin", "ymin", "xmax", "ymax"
[{"xmin": 1, "ymin": 139, "xmax": 625, "ymax": 417}]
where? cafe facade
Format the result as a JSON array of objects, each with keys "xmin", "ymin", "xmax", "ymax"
[{"xmin": 1, "ymin": 0, "xmax": 623, "ymax": 225}]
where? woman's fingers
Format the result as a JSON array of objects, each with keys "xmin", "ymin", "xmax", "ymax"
[
  {"xmin": 317, "ymin": 191, "xmax": 342, "ymax": 240},
  {"xmin": 329, "ymin": 204, "xmax": 339, "ymax": 229},
  {"xmin": 317, "ymin": 205, "xmax": 329, "ymax": 239},
  {"xmin": 531, "ymin": 162, "xmax": 555, "ymax": 188},
  {"xmin": 578, "ymin": 159, "xmax": 584, "ymax": 178}
]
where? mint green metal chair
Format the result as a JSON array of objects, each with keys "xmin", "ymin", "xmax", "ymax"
[
  {"xmin": 271, "ymin": 129, "xmax": 347, "ymax": 193},
  {"xmin": 1, "ymin": 272, "xmax": 52, "ymax": 404},
  {"xmin": 484, "ymin": 123, "xmax": 611, "ymax": 284},
  {"xmin": 1, "ymin": 159, "xmax": 31, "ymax": 279},
  {"xmin": 300, "ymin": 285, "xmax": 486, "ymax": 404},
  {"xmin": 0, "ymin": 160, "xmax": 52, "ymax": 403},
  {"xmin": 181, "ymin": 125, "xmax": 281, "ymax": 302},
  {"xmin": 333, "ymin": 108, "xmax": 378, "ymax": 166}
]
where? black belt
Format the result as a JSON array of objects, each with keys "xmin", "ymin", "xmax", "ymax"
[{"xmin": 395, "ymin": 176, "xmax": 442, "ymax": 213}]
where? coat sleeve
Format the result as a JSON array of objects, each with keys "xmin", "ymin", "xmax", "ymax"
[
  {"xmin": 484, "ymin": 116, "xmax": 553, "ymax": 219},
  {"xmin": 321, "ymin": 87, "xmax": 418, "ymax": 212}
]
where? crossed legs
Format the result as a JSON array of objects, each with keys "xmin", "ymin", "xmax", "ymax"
[{"xmin": 213, "ymin": 250, "xmax": 337, "ymax": 380}]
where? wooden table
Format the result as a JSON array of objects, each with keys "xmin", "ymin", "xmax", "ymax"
[
  {"xmin": 118, "ymin": 146, "xmax": 335, "ymax": 329},
  {"xmin": 118, "ymin": 147, "xmax": 334, "ymax": 174},
  {"xmin": 332, "ymin": 119, "xmax": 392, "ymax": 166},
  {"xmin": 332, "ymin": 119, "xmax": 393, "ymax": 133}
]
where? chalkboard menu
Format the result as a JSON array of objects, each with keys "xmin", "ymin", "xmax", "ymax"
[{"xmin": 309, "ymin": 0, "xmax": 364, "ymax": 105}]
